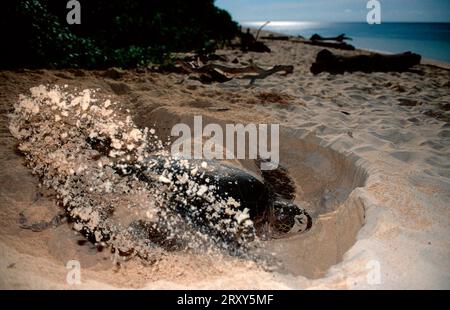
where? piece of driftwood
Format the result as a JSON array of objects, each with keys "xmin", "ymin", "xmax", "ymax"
[
  {"xmin": 246, "ymin": 41, "xmax": 271, "ymax": 53},
  {"xmin": 181, "ymin": 53, "xmax": 228, "ymax": 63},
  {"xmin": 310, "ymin": 33, "xmax": 352, "ymax": 42},
  {"xmin": 240, "ymin": 29, "xmax": 271, "ymax": 53},
  {"xmin": 255, "ymin": 21, "xmax": 271, "ymax": 41},
  {"xmin": 168, "ymin": 60, "xmax": 293, "ymax": 84},
  {"xmin": 239, "ymin": 65, "xmax": 294, "ymax": 85},
  {"xmin": 290, "ymin": 32, "xmax": 355, "ymax": 50},
  {"xmin": 261, "ymin": 35, "xmax": 291, "ymax": 41},
  {"xmin": 310, "ymin": 49, "xmax": 422, "ymax": 75},
  {"xmin": 302, "ymin": 40, "xmax": 355, "ymax": 50}
]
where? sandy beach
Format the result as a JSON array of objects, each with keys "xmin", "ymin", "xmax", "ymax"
[{"xmin": 0, "ymin": 35, "xmax": 449, "ymax": 289}]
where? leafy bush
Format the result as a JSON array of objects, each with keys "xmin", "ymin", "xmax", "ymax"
[{"xmin": 2, "ymin": 0, "xmax": 239, "ymax": 68}]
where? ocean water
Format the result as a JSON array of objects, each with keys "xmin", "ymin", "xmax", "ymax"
[{"xmin": 241, "ymin": 22, "xmax": 450, "ymax": 63}]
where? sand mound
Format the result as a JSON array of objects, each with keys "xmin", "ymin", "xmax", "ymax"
[{"xmin": 8, "ymin": 85, "xmax": 266, "ymax": 263}]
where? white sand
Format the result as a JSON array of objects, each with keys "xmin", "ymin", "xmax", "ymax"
[{"xmin": 0, "ymin": 37, "xmax": 449, "ymax": 289}]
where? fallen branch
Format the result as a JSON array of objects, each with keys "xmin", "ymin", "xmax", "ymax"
[
  {"xmin": 255, "ymin": 21, "xmax": 271, "ymax": 41},
  {"xmin": 238, "ymin": 65, "xmax": 294, "ymax": 85},
  {"xmin": 240, "ymin": 28, "xmax": 271, "ymax": 53},
  {"xmin": 310, "ymin": 33, "xmax": 352, "ymax": 42},
  {"xmin": 260, "ymin": 35, "xmax": 291, "ymax": 41},
  {"xmin": 168, "ymin": 60, "xmax": 293, "ymax": 84}
]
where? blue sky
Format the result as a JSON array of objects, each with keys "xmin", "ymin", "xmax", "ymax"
[{"xmin": 216, "ymin": 0, "xmax": 450, "ymax": 22}]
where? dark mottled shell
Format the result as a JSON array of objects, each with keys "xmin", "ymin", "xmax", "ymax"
[{"xmin": 141, "ymin": 157, "xmax": 273, "ymax": 222}]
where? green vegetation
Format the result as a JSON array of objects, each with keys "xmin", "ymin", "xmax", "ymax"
[{"xmin": 2, "ymin": 0, "xmax": 239, "ymax": 68}]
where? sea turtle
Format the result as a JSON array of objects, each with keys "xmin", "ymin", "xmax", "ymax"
[
  {"xmin": 126, "ymin": 155, "xmax": 312, "ymax": 248},
  {"xmin": 78, "ymin": 137, "xmax": 311, "ymax": 252}
]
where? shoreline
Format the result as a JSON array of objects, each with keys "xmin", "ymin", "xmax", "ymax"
[{"xmin": 249, "ymin": 27, "xmax": 450, "ymax": 69}]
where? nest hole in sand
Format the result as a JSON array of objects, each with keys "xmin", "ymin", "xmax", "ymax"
[{"xmin": 138, "ymin": 106, "xmax": 368, "ymax": 279}]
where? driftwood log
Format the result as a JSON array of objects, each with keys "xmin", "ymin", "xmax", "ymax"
[
  {"xmin": 310, "ymin": 33, "xmax": 352, "ymax": 42},
  {"xmin": 302, "ymin": 40, "xmax": 355, "ymax": 51},
  {"xmin": 240, "ymin": 29, "xmax": 271, "ymax": 53},
  {"xmin": 290, "ymin": 33, "xmax": 355, "ymax": 50},
  {"xmin": 260, "ymin": 35, "xmax": 291, "ymax": 41},
  {"xmin": 310, "ymin": 49, "xmax": 422, "ymax": 75}
]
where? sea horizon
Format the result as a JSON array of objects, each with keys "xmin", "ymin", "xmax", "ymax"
[{"xmin": 240, "ymin": 21, "xmax": 450, "ymax": 63}]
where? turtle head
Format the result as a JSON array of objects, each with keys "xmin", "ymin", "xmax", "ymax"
[{"xmin": 270, "ymin": 199, "xmax": 312, "ymax": 238}]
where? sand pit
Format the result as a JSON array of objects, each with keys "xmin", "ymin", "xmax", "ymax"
[
  {"xmin": 140, "ymin": 106, "xmax": 368, "ymax": 278},
  {"xmin": 4, "ymin": 86, "xmax": 367, "ymax": 281}
]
